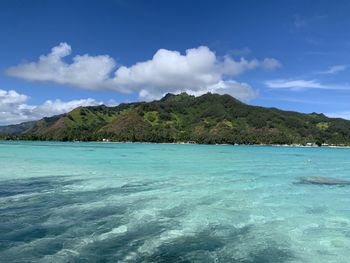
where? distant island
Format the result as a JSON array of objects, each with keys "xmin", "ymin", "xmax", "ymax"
[{"xmin": 1, "ymin": 92, "xmax": 350, "ymax": 146}]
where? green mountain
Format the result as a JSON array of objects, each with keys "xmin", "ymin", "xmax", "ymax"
[
  {"xmin": 0, "ymin": 121, "xmax": 36, "ymax": 135},
  {"xmin": 2, "ymin": 93, "xmax": 350, "ymax": 145}
]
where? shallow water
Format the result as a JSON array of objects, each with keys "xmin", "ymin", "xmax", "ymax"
[{"xmin": 1, "ymin": 141, "xmax": 350, "ymax": 262}]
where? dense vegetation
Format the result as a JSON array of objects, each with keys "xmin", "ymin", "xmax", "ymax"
[{"xmin": 1, "ymin": 92, "xmax": 350, "ymax": 145}]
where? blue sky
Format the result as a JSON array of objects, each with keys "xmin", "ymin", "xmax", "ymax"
[{"xmin": 1, "ymin": 0, "xmax": 350, "ymax": 125}]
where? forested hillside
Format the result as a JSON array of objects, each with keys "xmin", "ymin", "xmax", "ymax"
[{"xmin": 2, "ymin": 93, "xmax": 350, "ymax": 145}]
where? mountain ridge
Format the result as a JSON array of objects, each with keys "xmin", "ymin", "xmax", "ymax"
[{"xmin": 1, "ymin": 92, "xmax": 350, "ymax": 145}]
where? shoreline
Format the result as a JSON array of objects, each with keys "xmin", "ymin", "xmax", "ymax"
[{"xmin": 1, "ymin": 139, "xmax": 350, "ymax": 149}]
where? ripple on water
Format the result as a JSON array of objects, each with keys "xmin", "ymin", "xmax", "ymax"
[{"xmin": 1, "ymin": 143, "xmax": 350, "ymax": 262}]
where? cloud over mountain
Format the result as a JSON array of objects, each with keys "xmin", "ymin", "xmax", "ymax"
[
  {"xmin": 0, "ymin": 88, "xmax": 101, "ymax": 125},
  {"xmin": 6, "ymin": 43, "xmax": 280, "ymax": 101}
]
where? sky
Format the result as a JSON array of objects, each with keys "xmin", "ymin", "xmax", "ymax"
[{"xmin": 1, "ymin": 0, "xmax": 350, "ymax": 125}]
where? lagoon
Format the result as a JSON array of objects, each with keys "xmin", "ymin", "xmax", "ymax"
[{"xmin": 1, "ymin": 141, "xmax": 350, "ymax": 262}]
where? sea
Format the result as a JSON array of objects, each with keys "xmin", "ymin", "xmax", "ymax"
[{"xmin": 1, "ymin": 141, "xmax": 350, "ymax": 262}]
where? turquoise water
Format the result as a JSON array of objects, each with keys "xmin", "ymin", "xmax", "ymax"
[{"xmin": 1, "ymin": 142, "xmax": 350, "ymax": 262}]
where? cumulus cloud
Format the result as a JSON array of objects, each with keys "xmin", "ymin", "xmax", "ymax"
[
  {"xmin": 6, "ymin": 43, "xmax": 116, "ymax": 90},
  {"xmin": 114, "ymin": 46, "xmax": 220, "ymax": 94},
  {"xmin": 0, "ymin": 89, "xmax": 102, "ymax": 125},
  {"xmin": 0, "ymin": 89, "xmax": 28, "ymax": 106},
  {"xmin": 261, "ymin": 58, "xmax": 282, "ymax": 70},
  {"xmin": 265, "ymin": 79, "xmax": 350, "ymax": 91},
  {"xmin": 6, "ymin": 43, "xmax": 281, "ymax": 101}
]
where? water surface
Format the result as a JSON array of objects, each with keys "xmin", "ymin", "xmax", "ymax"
[{"xmin": 1, "ymin": 141, "xmax": 350, "ymax": 262}]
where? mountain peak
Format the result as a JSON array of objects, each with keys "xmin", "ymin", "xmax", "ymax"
[{"xmin": 160, "ymin": 92, "xmax": 194, "ymax": 102}]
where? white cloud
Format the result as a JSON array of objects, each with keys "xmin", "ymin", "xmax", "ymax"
[
  {"xmin": 6, "ymin": 43, "xmax": 281, "ymax": 101},
  {"xmin": 114, "ymin": 46, "xmax": 220, "ymax": 93},
  {"xmin": 319, "ymin": 65, "xmax": 347, "ymax": 75},
  {"xmin": 0, "ymin": 88, "xmax": 102, "ymax": 125},
  {"xmin": 139, "ymin": 80, "xmax": 258, "ymax": 101},
  {"xmin": 27, "ymin": 98, "xmax": 101, "ymax": 118},
  {"xmin": 185, "ymin": 80, "xmax": 258, "ymax": 101},
  {"xmin": 221, "ymin": 56, "xmax": 259, "ymax": 75},
  {"xmin": 265, "ymin": 79, "xmax": 350, "ymax": 91},
  {"xmin": 261, "ymin": 58, "xmax": 282, "ymax": 70},
  {"xmin": 326, "ymin": 111, "xmax": 350, "ymax": 120},
  {"xmin": 0, "ymin": 89, "xmax": 28, "ymax": 107},
  {"xmin": 265, "ymin": 79, "xmax": 323, "ymax": 90},
  {"xmin": 6, "ymin": 43, "xmax": 117, "ymax": 90}
]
